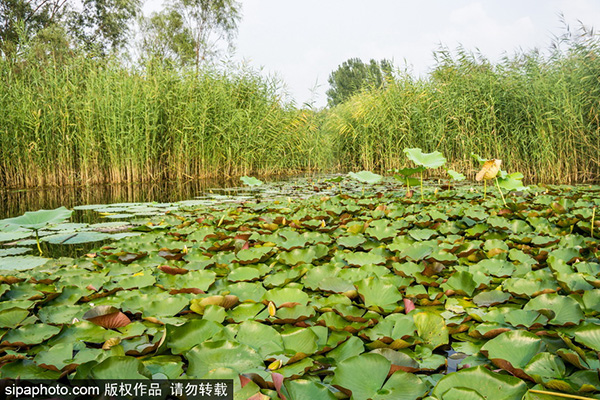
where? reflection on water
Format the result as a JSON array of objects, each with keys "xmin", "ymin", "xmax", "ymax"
[{"xmin": 0, "ymin": 176, "xmax": 285, "ymax": 219}]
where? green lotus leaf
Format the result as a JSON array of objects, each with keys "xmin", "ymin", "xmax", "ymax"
[
  {"xmin": 0, "ymin": 247, "xmax": 31, "ymax": 256},
  {"xmin": 404, "ymin": 148, "xmax": 447, "ymax": 169},
  {"xmin": 355, "ymin": 276, "xmax": 403, "ymax": 309},
  {"xmin": 366, "ymin": 220, "xmax": 398, "ymax": 241},
  {"xmin": 331, "ymin": 353, "xmax": 391, "ymax": 400},
  {"xmin": 262, "ymin": 287, "xmax": 309, "ymax": 307},
  {"xmin": 337, "ymin": 234, "xmax": 367, "ymax": 249},
  {"xmin": 227, "ymin": 303, "xmax": 265, "ymax": 323},
  {"xmin": 228, "ymin": 266, "xmax": 263, "ymax": 282},
  {"xmin": 0, "ymin": 256, "xmax": 50, "ymax": 271},
  {"xmin": 263, "ymin": 267, "xmax": 304, "ymax": 288},
  {"xmin": 523, "ymin": 353, "xmax": 566, "ymax": 384},
  {"xmin": 42, "ymin": 231, "xmax": 112, "ymax": 244},
  {"xmin": 33, "ymin": 342, "xmax": 73, "ymax": 370},
  {"xmin": 394, "ymin": 166, "xmax": 426, "ymax": 177},
  {"xmin": 574, "ymin": 323, "xmax": 600, "ymax": 351},
  {"xmin": 284, "ymin": 379, "xmax": 337, "ymax": 400},
  {"xmin": 362, "ymin": 313, "xmax": 417, "ymax": 342},
  {"xmin": 278, "ymin": 244, "xmax": 329, "ymax": 266},
  {"xmin": 373, "ymin": 370, "xmax": 429, "ymax": 400},
  {"xmin": 504, "ymin": 310, "xmax": 549, "ymax": 328},
  {"xmin": 473, "ymin": 291, "xmax": 512, "ymax": 307},
  {"xmin": 141, "ymin": 295, "xmax": 189, "ymax": 318},
  {"xmin": 142, "ymin": 355, "xmax": 184, "ymax": 379},
  {"xmin": 497, "ymin": 172, "xmax": 528, "ymax": 192},
  {"xmin": 447, "ymin": 169, "xmax": 466, "ymax": 182},
  {"xmin": 0, "ymin": 359, "xmax": 61, "ymax": 379},
  {"xmin": 48, "ymin": 321, "xmax": 114, "ymax": 345},
  {"xmin": 348, "ymin": 171, "xmax": 383, "ymax": 184},
  {"xmin": 408, "ymin": 228, "xmax": 437, "ymax": 241},
  {"xmin": 272, "ymin": 304, "xmax": 315, "ymax": 322},
  {"xmin": 166, "ymin": 319, "xmax": 223, "ymax": 354},
  {"xmin": 240, "ymin": 176, "xmax": 264, "ymax": 187},
  {"xmin": 186, "ymin": 340, "xmax": 264, "ymax": 378},
  {"xmin": 281, "ymin": 326, "xmax": 319, "ymax": 355},
  {"xmin": 0, "ymin": 307, "xmax": 30, "ymax": 328},
  {"xmin": 156, "ymin": 269, "xmax": 216, "ymax": 291},
  {"xmin": 104, "ymin": 271, "xmax": 156, "ymax": 290},
  {"xmin": 413, "ymin": 311, "xmax": 449, "ymax": 349},
  {"xmin": 226, "ymin": 281, "xmax": 267, "ymax": 302},
  {"xmin": 0, "ymin": 231, "xmax": 32, "ymax": 243},
  {"xmin": 471, "ymin": 259, "xmax": 515, "ymax": 277},
  {"xmin": 235, "ymin": 320, "xmax": 284, "ymax": 357},
  {"xmin": 38, "ymin": 304, "xmax": 87, "ymax": 324},
  {"xmin": 442, "ymin": 271, "xmax": 477, "ymax": 296},
  {"xmin": 523, "ymin": 293, "xmax": 584, "ymax": 326},
  {"xmin": 89, "ymin": 356, "xmax": 152, "ymax": 379},
  {"xmin": 2, "ymin": 323, "xmax": 61, "ymax": 345},
  {"xmin": 1, "ymin": 207, "xmax": 72, "ymax": 231},
  {"xmin": 326, "ymin": 336, "xmax": 364, "ymax": 363},
  {"xmin": 236, "ymin": 246, "xmax": 274, "ymax": 264},
  {"xmin": 399, "ymin": 242, "xmax": 434, "ymax": 261},
  {"xmin": 431, "ymin": 365, "xmax": 527, "ymax": 400},
  {"xmin": 480, "ymin": 330, "xmax": 545, "ymax": 370},
  {"xmin": 344, "ymin": 251, "xmax": 387, "ymax": 267}
]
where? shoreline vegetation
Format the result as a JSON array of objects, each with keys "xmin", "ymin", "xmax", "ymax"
[{"xmin": 2, "ymin": 30, "xmax": 600, "ymax": 188}]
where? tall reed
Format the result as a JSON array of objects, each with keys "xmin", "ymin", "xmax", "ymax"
[
  {"xmin": 0, "ymin": 55, "xmax": 333, "ymax": 188},
  {"xmin": 325, "ymin": 35, "xmax": 600, "ymax": 183}
]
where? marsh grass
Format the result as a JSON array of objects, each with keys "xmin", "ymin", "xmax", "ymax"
[
  {"xmin": 0, "ymin": 55, "xmax": 332, "ymax": 188},
  {"xmin": 325, "ymin": 33, "xmax": 600, "ymax": 183}
]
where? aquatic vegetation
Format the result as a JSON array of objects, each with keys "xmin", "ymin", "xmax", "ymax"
[
  {"xmin": 403, "ymin": 148, "xmax": 446, "ymax": 200},
  {"xmin": 0, "ymin": 179, "xmax": 599, "ymax": 398}
]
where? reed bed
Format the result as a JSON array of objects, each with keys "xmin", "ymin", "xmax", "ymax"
[
  {"xmin": 0, "ymin": 55, "xmax": 332, "ymax": 188},
  {"xmin": 325, "ymin": 38, "xmax": 600, "ymax": 183}
]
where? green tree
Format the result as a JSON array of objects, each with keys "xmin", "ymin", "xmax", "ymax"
[
  {"xmin": 326, "ymin": 58, "xmax": 394, "ymax": 107},
  {"xmin": 140, "ymin": 0, "xmax": 241, "ymax": 69},
  {"xmin": 0, "ymin": 0, "xmax": 68, "ymax": 56},
  {"xmin": 66, "ymin": 0, "xmax": 141, "ymax": 55}
]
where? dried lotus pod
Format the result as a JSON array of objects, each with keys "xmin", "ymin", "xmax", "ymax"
[
  {"xmin": 476, "ymin": 159, "xmax": 502, "ymax": 181},
  {"xmin": 83, "ymin": 305, "xmax": 131, "ymax": 328}
]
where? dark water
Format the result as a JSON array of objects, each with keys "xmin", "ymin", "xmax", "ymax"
[{"xmin": 0, "ymin": 176, "xmax": 286, "ymax": 220}]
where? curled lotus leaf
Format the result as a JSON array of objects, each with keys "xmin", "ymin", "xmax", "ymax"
[
  {"xmin": 1, "ymin": 207, "xmax": 72, "ymax": 231},
  {"xmin": 476, "ymin": 159, "xmax": 502, "ymax": 181},
  {"xmin": 83, "ymin": 306, "xmax": 131, "ymax": 329},
  {"xmin": 404, "ymin": 148, "xmax": 447, "ymax": 169},
  {"xmin": 240, "ymin": 176, "xmax": 264, "ymax": 187}
]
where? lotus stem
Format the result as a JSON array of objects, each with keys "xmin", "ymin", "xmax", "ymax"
[
  {"xmin": 483, "ymin": 179, "xmax": 487, "ymax": 199},
  {"xmin": 528, "ymin": 389, "xmax": 596, "ymax": 400},
  {"xmin": 35, "ymin": 230, "xmax": 43, "ymax": 256},
  {"xmin": 420, "ymin": 171, "xmax": 424, "ymax": 201},
  {"xmin": 494, "ymin": 177, "xmax": 507, "ymax": 206},
  {"xmin": 592, "ymin": 207, "xmax": 596, "ymax": 238}
]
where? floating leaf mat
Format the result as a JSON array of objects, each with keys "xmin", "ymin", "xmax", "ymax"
[{"xmin": 1, "ymin": 183, "xmax": 600, "ymax": 400}]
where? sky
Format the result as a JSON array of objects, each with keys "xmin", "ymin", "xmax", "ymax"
[{"xmin": 143, "ymin": 0, "xmax": 600, "ymax": 108}]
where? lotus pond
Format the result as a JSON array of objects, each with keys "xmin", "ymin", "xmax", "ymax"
[{"xmin": 1, "ymin": 175, "xmax": 600, "ymax": 400}]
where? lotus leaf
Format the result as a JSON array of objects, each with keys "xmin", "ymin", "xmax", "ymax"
[
  {"xmin": 413, "ymin": 311, "xmax": 449, "ymax": 349},
  {"xmin": 348, "ymin": 171, "xmax": 383, "ymax": 184},
  {"xmin": 278, "ymin": 244, "xmax": 329, "ymax": 265},
  {"xmin": 2, "ymin": 323, "xmax": 61, "ymax": 345},
  {"xmin": 404, "ymin": 148, "xmax": 447, "ymax": 169},
  {"xmin": 240, "ymin": 176, "xmax": 264, "ymax": 187},
  {"xmin": 331, "ymin": 353, "xmax": 391, "ymax": 400},
  {"xmin": 1, "ymin": 207, "xmax": 72, "ymax": 231},
  {"xmin": 524, "ymin": 294, "xmax": 584, "ymax": 326},
  {"xmin": 186, "ymin": 340, "xmax": 264, "ymax": 378},
  {"xmin": 236, "ymin": 320, "xmax": 284, "ymax": 357},
  {"xmin": 355, "ymin": 276, "xmax": 403, "ymax": 309},
  {"xmin": 431, "ymin": 365, "xmax": 528, "ymax": 400}
]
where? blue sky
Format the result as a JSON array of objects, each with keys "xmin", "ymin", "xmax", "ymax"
[{"xmin": 144, "ymin": 1, "xmax": 600, "ymax": 108}]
